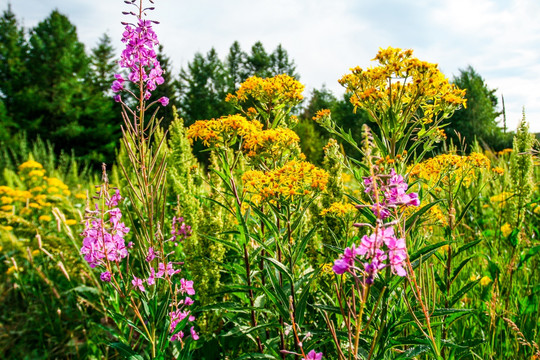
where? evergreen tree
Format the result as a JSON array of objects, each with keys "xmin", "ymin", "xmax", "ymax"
[
  {"xmin": 269, "ymin": 44, "xmax": 299, "ymax": 78},
  {"xmin": 225, "ymin": 41, "xmax": 246, "ymax": 93},
  {"xmin": 151, "ymin": 44, "xmax": 180, "ymax": 130},
  {"xmin": 245, "ymin": 41, "xmax": 271, "ymax": 78},
  {"xmin": 0, "ymin": 5, "xmax": 27, "ymax": 137},
  {"xmin": 22, "ymin": 10, "xmax": 119, "ymax": 165},
  {"xmin": 90, "ymin": 33, "xmax": 117, "ymax": 94},
  {"xmin": 446, "ymin": 66, "xmax": 511, "ymax": 151}
]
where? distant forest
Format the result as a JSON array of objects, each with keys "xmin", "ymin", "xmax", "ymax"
[{"xmin": 0, "ymin": 6, "xmax": 514, "ymax": 167}]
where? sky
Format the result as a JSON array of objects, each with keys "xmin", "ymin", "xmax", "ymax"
[{"xmin": 4, "ymin": 0, "xmax": 540, "ymax": 132}]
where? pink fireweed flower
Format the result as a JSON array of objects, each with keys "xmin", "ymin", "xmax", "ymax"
[
  {"xmin": 190, "ymin": 326, "xmax": 199, "ymax": 340},
  {"xmin": 115, "ymin": 14, "xmax": 164, "ymax": 101},
  {"xmin": 170, "ymin": 331, "xmax": 184, "ymax": 342},
  {"xmin": 106, "ymin": 188, "xmax": 122, "ymax": 207},
  {"xmin": 180, "ymin": 278, "xmax": 195, "ymax": 296},
  {"xmin": 80, "ymin": 199, "xmax": 130, "ymax": 270},
  {"xmin": 303, "ymin": 350, "xmax": 323, "ymax": 360},
  {"xmin": 158, "ymin": 96, "xmax": 169, "ymax": 106},
  {"xmin": 184, "ymin": 297, "xmax": 194, "ymax": 306},
  {"xmin": 132, "ymin": 275, "xmax": 145, "ymax": 292},
  {"xmin": 146, "ymin": 247, "xmax": 157, "ymax": 262},
  {"xmin": 170, "ymin": 216, "xmax": 192, "ymax": 245},
  {"xmin": 100, "ymin": 271, "xmax": 112, "ymax": 282},
  {"xmin": 332, "ymin": 169, "xmax": 417, "ymax": 282}
]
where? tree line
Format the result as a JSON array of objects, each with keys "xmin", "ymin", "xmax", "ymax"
[{"xmin": 0, "ymin": 6, "xmax": 512, "ymax": 167}]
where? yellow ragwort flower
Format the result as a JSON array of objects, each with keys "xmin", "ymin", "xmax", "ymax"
[
  {"xmin": 242, "ymin": 159, "xmax": 329, "ymax": 203},
  {"xmin": 501, "ymin": 223, "xmax": 512, "ymax": 238},
  {"xmin": 320, "ymin": 202, "xmax": 356, "ymax": 217},
  {"xmin": 480, "ymin": 276, "xmax": 492, "ymax": 286}
]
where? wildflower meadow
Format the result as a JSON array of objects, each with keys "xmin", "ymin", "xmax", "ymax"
[{"xmin": 0, "ymin": 1, "xmax": 539, "ymax": 359}]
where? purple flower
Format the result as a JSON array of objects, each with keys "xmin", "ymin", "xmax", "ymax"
[
  {"xmin": 100, "ymin": 271, "xmax": 112, "ymax": 282},
  {"xmin": 158, "ymin": 96, "xmax": 169, "ymax": 106},
  {"xmin": 190, "ymin": 326, "xmax": 199, "ymax": 340},
  {"xmin": 80, "ymin": 195, "xmax": 130, "ymax": 269},
  {"xmin": 106, "ymin": 189, "xmax": 122, "ymax": 207},
  {"xmin": 180, "ymin": 278, "xmax": 195, "ymax": 295},
  {"xmin": 132, "ymin": 275, "xmax": 145, "ymax": 292},
  {"xmin": 113, "ymin": 15, "xmax": 165, "ymax": 102},
  {"xmin": 170, "ymin": 331, "xmax": 184, "ymax": 342},
  {"xmin": 146, "ymin": 247, "xmax": 156, "ymax": 262},
  {"xmin": 303, "ymin": 350, "xmax": 323, "ymax": 360}
]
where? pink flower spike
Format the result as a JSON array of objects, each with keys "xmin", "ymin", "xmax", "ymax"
[
  {"xmin": 184, "ymin": 297, "xmax": 194, "ymax": 306},
  {"xmin": 146, "ymin": 247, "xmax": 156, "ymax": 262},
  {"xmin": 190, "ymin": 326, "xmax": 199, "ymax": 340},
  {"xmin": 132, "ymin": 275, "xmax": 145, "ymax": 292},
  {"xmin": 158, "ymin": 96, "xmax": 169, "ymax": 106},
  {"xmin": 303, "ymin": 350, "xmax": 323, "ymax": 360},
  {"xmin": 180, "ymin": 278, "xmax": 195, "ymax": 295},
  {"xmin": 100, "ymin": 271, "xmax": 112, "ymax": 282}
]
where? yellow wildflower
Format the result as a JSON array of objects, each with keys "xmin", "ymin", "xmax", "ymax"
[
  {"xmin": 480, "ymin": 276, "xmax": 492, "ymax": 286},
  {"xmin": 18, "ymin": 160, "xmax": 43, "ymax": 170},
  {"xmin": 39, "ymin": 215, "xmax": 52, "ymax": 222},
  {"xmin": 28, "ymin": 202, "xmax": 41, "ymax": 209},
  {"xmin": 492, "ymin": 167, "xmax": 504, "ymax": 175},
  {"xmin": 1, "ymin": 225, "xmax": 13, "ymax": 231},
  {"xmin": 243, "ymin": 127, "xmax": 300, "ymax": 158},
  {"xmin": 470, "ymin": 274, "xmax": 480, "ymax": 282},
  {"xmin": 28, "ymin": 169, "xmax": 45, "ymax": 178},
  {"xmin": 320, "ymin": 202, "xmax": 356, "ymax": 217},
  {"xmin": 501, "ymin": 223, "xmax": 512, "ymax": 237},
  {"xmin": 65, "ymin": 219, "xmax": 78, "ymax": 226},
  {"xmin": 75, "ymin": 193, "xmax": 87, "ymax": 200},
  {"xmin": 242, "ymin": 160, "xmax": 329, "ymax": 203},
  {"xmin": 226, "ymin": 74, "xmax": 304, "ymax": 106},
  {"xmin": 1, "ymin": 196, "xmax": 13, "ymax": 204},
  {"xmin": 187, "ymin": 114, "xmax": 263, "ymax": 147},
  {"xmin": 1, "ymin": 205, "xmax": 13, "ymax": 212},
  {"xmin": 31, "ymin": 249, "xmax": 40, "ymax": 257}
]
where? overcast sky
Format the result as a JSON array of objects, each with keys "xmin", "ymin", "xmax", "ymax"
[{"xmin": 4, "ymin": 0, "xmax": 540, "ymax": 132}]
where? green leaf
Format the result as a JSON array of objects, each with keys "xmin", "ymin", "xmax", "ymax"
[
  {"xmin": 518, "ymin": 245, "xmax": 540, "ymax": 269},
  {"xmin": 295, "ymin": 268, "xmax": 320, "ymax": 325},
  {"xmin": 455, "ymin": 239, "xmax": 482, "ymax": 256},
  {"xmin": 292, "ymin": 227, "xmax": 317, "ymax": 267},
  {"xmin": 451, "ymin": 256, "xmax": 474, "ymax": 284},
  {"xmin": 264, "ymin": 257, "xmax": 293, "ymax": 285},
  {"xmin": 109, "ymin": 342, "xmax": 144, "ymax": 360},
  {"xmin": 450, "ymin": 280, "xmax": 480, "ymax": 307},
  {"xmin": 508, "ymin": 228, "xmax": 520, "ymax": 247},
  {"xmin": 410, "ymin": 241, "xmax": 449, "ymax": 269},
  {"xmin": 406, "ymin": 199, "xmax": 442, "ymax": 229}
]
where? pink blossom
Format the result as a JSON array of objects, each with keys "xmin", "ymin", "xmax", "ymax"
[
  {"xmin": 303, "ymin": 350, "xmax": 323, "ymax": 360},
  {"xmin": 132, "ymin": 275, "xmax": 145, "ymax": 292}
]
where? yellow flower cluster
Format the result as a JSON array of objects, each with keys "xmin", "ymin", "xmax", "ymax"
[
  {"xmin": 320, "ymin": 202, "xmax": 356, "ymax": 217},
  {"xmin": 497, "ymin": 148, "xmax": 513, "ymax": 156},
  {"xmin": 409, "ymin": 152, "xmax": 491, "ymax": 187},
  {"xmin": 187, "ymin": 114, "xmax": 263, "ymax": 147},
  {"xmin": 339, "ymin": 47, "xmax": 466, "ymax": 124},
  {"xmin": 226, "ymin": 74, "xmax": 304, "ymax": 107},
  {"xmin": 242, "ymin": 160, "xmax": 329, "ymax": 203},
  {"xmin": 187, "ymin": 114, "xmax": 302, "ymax": 159},
  {"xmin": 0, "ymin": 160, "xmax": 77, "ymax": 220},
  {"xmin": 490, "ymin": 192, "xmax": 512, "ymax": 207},
  {"xmin": 500, "ymin": 223, "xmax": 512, "ymax": 237},
  {"xmin": 243, "ymin": 127, "xmax": 300, "ymax": 158},
  {"xmin": 312, "ymin": 109, "xmax": 332, "ymax": 125}
]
